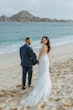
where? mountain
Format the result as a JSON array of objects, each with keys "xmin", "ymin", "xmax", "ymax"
[
  {"xmin": 0, "ymin": 15, "xmax": 9, "ymax": 22},
  {"xmin": 10, "ymin": 11, "xmax": 34, "ymax": 22},
  {"xmin": 10, "ymin": 11, "xmax": 53, "ymax": 22},
  {"xmin": 0, "ymin": 10, "xmax": 73, "ymax": 22}
]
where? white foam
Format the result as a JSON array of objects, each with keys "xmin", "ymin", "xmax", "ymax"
[{"xmin": 0, "ymin": 35, "xmax": 73, "ymax": 55}]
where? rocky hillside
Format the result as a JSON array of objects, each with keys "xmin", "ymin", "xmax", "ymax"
[{"xmin": 0, "ymin": 10, "xmax": 73, "ymax": 22}]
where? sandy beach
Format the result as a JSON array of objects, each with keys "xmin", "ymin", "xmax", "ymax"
[{"xmin": 0, "ymin": 43, "xmax": 73, "ymax": 110}]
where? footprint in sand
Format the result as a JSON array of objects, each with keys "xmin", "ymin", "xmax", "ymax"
[
  {"xmin": 0, "ymin": 91, "xmax": 6, "ymax": 97},
  {"xmin": 16, "ymin": 85, "xmax": 22, "ymax": 88},
  {"xmin": 37, "ymin": 103, "xmax": 47, "ymax": 110}
]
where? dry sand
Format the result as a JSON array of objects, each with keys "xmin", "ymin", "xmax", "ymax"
[{"xmin": 0, "ymin": 43, "xmax": 73, "ymax": 110}]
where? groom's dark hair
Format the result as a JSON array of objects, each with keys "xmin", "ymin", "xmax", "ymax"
[{"xmin": 25, "ymin": 37, "xmax": 30, "ymax": 42}]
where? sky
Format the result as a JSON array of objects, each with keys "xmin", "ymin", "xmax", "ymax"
[{"xmin": 0, "ymin": 0, "xmax": 73, "ymax": 19}]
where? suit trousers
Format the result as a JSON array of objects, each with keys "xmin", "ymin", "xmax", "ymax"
[{"xmin": 22, "ymin": 66, "xmax": 33, "ymax": 86}]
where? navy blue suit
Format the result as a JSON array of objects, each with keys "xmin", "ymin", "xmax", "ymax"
[{"xmin": 20, "ymin": 44, "xmax": 38, "ymax": 86}]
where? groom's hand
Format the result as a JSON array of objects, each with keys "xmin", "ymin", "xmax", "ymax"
[{"xmin": 36, "ymin": 60, "xmax": 39, "ymax": 64}]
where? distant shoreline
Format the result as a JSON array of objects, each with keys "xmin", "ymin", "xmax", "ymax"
[
  {"xmin": 0, "ymin": 10, "xmax": 73, "ymax": 22},
  {"xmin": 0, "ymin": 21, "xmax": 73, "ymax": 23}
]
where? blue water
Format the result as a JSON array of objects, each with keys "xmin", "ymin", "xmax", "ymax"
[{"xmin": 0, "ymin": 22, "xmax": 73, "ymax": 54}]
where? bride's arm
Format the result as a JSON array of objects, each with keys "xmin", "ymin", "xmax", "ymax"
[
  {"xmin": 48, "ymin": 53, "xmax": 50, "ymax": 59},
  {"xmin": 38, "ymin": 45, "xmax": 46, "ymax": 60}
]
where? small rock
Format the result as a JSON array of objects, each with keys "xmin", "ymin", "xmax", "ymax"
[{"xmin": 54, "ymin": 98, "xmax": 61, "ymax": 101}]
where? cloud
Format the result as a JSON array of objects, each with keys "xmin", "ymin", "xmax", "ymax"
[{"xmin": 0, "ymin": 0, "xmax": 73, "ymax": 19}]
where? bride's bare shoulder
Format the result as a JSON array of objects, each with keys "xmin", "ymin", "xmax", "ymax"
[
  {"xmin": 42, "ymin": 45, "xmax": 48, "ymax": 51},
  {"xmin": 41, "ymin": 45, "xmax": 47, "ymax": 49}
]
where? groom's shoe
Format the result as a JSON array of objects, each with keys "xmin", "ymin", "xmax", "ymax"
[
  {"xmin": 28, "ymin": 85, "xmax": 32, "ymax": 87},
  {"xmin": 22, "ymin": 86, "xmax": 26, "ymax": 90}
]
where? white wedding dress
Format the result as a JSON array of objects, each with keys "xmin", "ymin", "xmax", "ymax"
[{"xmin": 21, "ymin": 53, "xmax": 52, "ymax": 106}]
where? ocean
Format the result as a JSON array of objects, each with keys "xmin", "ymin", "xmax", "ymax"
[{"xmin": 0, "ymin": 22, "xmax": 73, "ymax": 54}]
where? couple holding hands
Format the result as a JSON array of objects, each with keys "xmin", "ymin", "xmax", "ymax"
[{"xmin": 20, "ymin": 36, "xmax": 52, "ymax": 107}]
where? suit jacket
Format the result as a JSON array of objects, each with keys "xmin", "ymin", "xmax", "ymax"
[{"xmin": 20, "ymin": 44, "xmax": 38, "ymax": 67}]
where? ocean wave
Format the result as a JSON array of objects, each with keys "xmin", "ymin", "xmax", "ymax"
[{"xmin": 0, "ymin": 35, "xmax": 73, "ymax": 55}]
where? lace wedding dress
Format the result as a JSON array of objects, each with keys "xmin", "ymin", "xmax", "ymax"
[{"xmin": 21, "ymin": 53, "xmax": 52, "ymax": 106}]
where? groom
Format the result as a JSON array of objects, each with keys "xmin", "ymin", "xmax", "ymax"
[{"xmin": 20, "ymin": 37, "xmax": 38, "ymax": 89}]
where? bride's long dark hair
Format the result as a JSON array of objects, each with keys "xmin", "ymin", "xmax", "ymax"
[{"xmin": 41, "ymin": 36, "xmax": 51, "ymax": 53}]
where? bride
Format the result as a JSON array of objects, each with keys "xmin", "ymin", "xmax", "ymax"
[{"xmin": 21, "ymin": 36, "xmax": 52, "ymax": 106}]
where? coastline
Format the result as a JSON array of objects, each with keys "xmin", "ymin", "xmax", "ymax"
[
  {"xmin": 0, "ymin": 43, "xmax": 73, "ymax": 71},
  {"xmin": 0, "ymin": 43, "xmax": 73, "ymax": 110}
]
